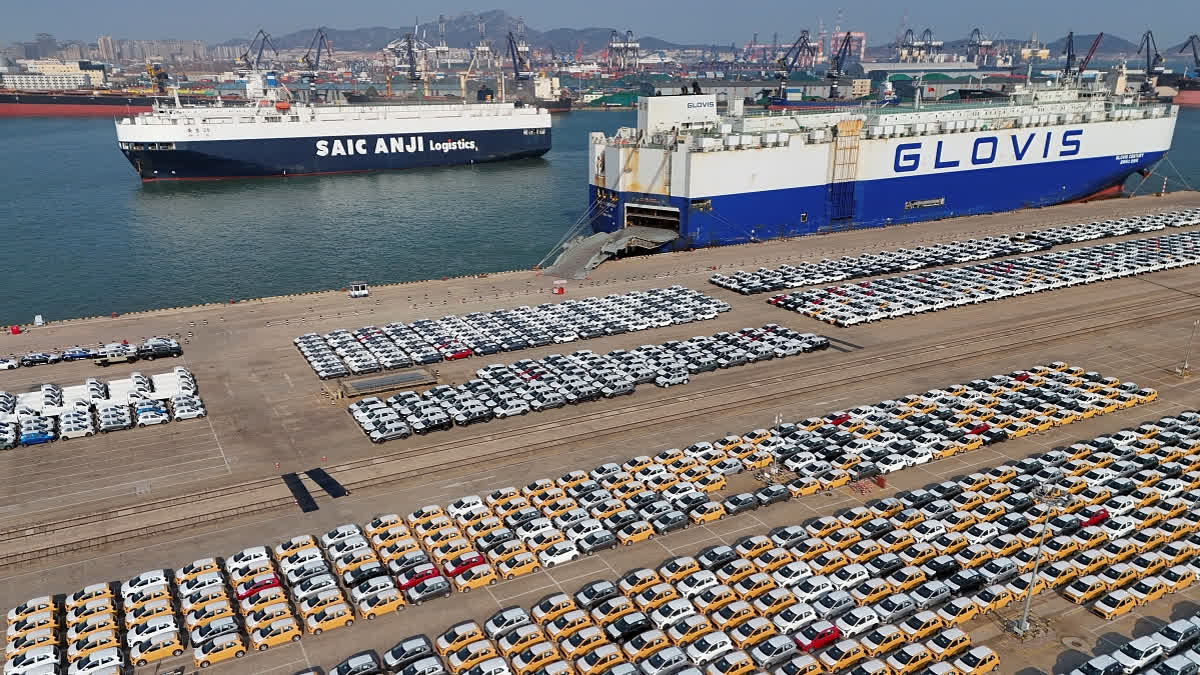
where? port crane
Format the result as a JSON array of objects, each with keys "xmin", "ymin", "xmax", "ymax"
[
  {"xmin": 774, "ymin": 30, "xmax": 817, "ymax": 96},
  {"xmin": 1136, "ymin": 30, "xmax": 1166, "ymax": 94},
  {"xmin": 507, "ymin": 31, "xmax": 533, "ymax": 80},
  {"xmin": 144, "ymin": 61, "xmax": 168, "ymax": 94},
  {"xmin": 298, "ymin": 28, "xmax": 333, "ymax": 100},
  {"xmin": 826, "ymin": 32, "xmax": 854, "ymax": 99},
  {"xmin": 1181, "ymin": 34, "xmax": 1200, "ymax": 77},
  {"xmin": 237, "ymin": 29, "xmax": 279, "ymax": 70},
  {"xmin": 1074, "ymin": 33, "xmax": 1104, "ymax": 85}
]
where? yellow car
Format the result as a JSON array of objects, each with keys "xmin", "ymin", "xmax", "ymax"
[
  {"xmin": 193, "ymin": 633, "xmax": 247, "ymax": 669},
  {"xmin": 936, "ymin": 598, "xmax": 979, "ymax": 627},
  {"xmin": 406, "ymin": 505, "xmax": 446, "ymax": 528},
  {"xmin": 513, "ymin": 643, "xmax": 562, "ymax": 675},
  {"xmin": 379, "ymin": 537, "xmax": 422, "ymax": 563},
  {"xmin": 729, "ymin": 616, "xmax": 777, "ymax": 650},
  {"xmin": 711, "ymin": 601, "xmax": 758, "ymax": 632},
  {"xmin": 249, "ymin": 618, "xmax": 301, "ymax": 651},
  {"xmin": 690, "ymin": 501, "xmax": 726, "ymax": 524},
  {"xmin": 900, "ymin": 611, "xmax": 947, "ymax": 641},
  {"xmin": 810, "ymin": 551, "xmax": 849, "ymax": 576},
  {"xmin": 454, "ymin": 564, "xmax": 499, "ymax": 592},
  {"xmin": 696, "ymin": 474, "xmax": 728, "ymax": 494},
  {"xmin": 498, "ymin": 553, "xmax": 541, "ymax": 580},
  {"xmin": 1091, "ymin": 590, "xmax": 1138, "ymax": 620},
  {"xmin": 576, "ymin": 644, "xmax": 627, "ymax": 675},
  {"xmin": 528, "ymin": 530, "xmax": 566, "ymax": 555},
  {"xmin": 845, "ymin": 539, "xmax": 884, "ymax": 564},
  {"xmin": 888, "ymin": 644, "xmax": 934, "ymax": 675},
  {"xmin": 1129, "ymin": 576, "xmax": 1169, "ymax": 605},
  {"xmin": 861, "ymin": 625, "xmax": 906, "ymax": 657},
  {"xmin": 559, "ymin": 627, "xmax": 606, "ymax": 661},
  {"xmin": 851, "ymin": 579, "xmax": 893, "ymax": 605},
  {"xmin": 449, "ymin": 640, "xmax": 501, "ymax": 674},
  {"xmin": 545, "ymin": 611, "xmax": 595, "ymax": 642},
  {"xmin": 819, "ymin": 639, "xmax": 867, "ymax": 672},
  {"xmin": 633, "ymin": 584, "xmax": 680, "ymax": 613},
  {"xmin": 131, "ymin": 632, "xmax": 186, "ymax": 667},
  {"xmin": 617, "ymin": 521, "xmax": 655, "ymax": 546},
  {"xmin": 304, "ymin": 602, "xmax": 354, "ymax": 635},
  {"xmin": 357, "ymin": 589, "xmax": 405, "ymax": 620},
  {"xmin": 661, "ymin": 556, "xmax": 702, "ymax": 582},
  {"xmin": 668, "ymin": 614, "xmax": 715, "ymax": 645},
  {"xmin": 953, "ymin": 646, "xmax": 1002, "ymax": 675},
  {"xmin": 622, "ymin": 629, "xmax": 670, "ymax": 661},
  {"xmin": 693, "ymin": 585, "xmax": 739, "ymax": 614}
]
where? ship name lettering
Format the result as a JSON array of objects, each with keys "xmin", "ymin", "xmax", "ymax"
[{"xmin": 893, "ymin": 129, "xmax": 1084, "ymax": 173}]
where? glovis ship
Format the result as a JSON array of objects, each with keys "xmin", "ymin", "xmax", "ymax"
[
  {"xmin": 585, "ymin": 83, "xmax": 1177, "ymax": 252},
  {"xmin": 114, "ymin": 70, "xmax": 551, "ymax": 180}
]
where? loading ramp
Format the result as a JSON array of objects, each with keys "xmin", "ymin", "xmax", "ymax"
[{"xmin": 544, "ymin": 226, "xmax": 679, "ymax": 280}]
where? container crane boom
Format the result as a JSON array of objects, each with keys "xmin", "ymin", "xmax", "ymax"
[
  {"xmin": 1181, "ymin": 34, "xmax": 1200, "ymax": 75},
  {"xmin": 1076, "ymin": 33, "xmax": 1103, "ymax": 83},
  {"xmin": 827, "ymin": 32, "xmax": 853, "ymax": 98},
  {"xmin": 1136, "ymin": 30, "xmax": 1165, "ymax": 94},
  {"xmin": 508, "ymin": 31, "xmax": 532, "ymax": 80}
]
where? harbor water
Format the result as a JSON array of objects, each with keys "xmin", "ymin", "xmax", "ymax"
[{"xmin": 0, "ymin": 107, "xmax": 1197, "ymax": 325}]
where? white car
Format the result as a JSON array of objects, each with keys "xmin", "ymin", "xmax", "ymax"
[
  {"xmin": 0, "ymin": 359, "xmax": 17, "ymax": 370},
  {"xmin": 350, "ymin": 576, "xmax": 397, "ymax": 604},
  {"xmin": 66, "ymin": 647, "xmax": 125, "ymax": 675},
  {"xmin": 121, "ymin": 570, "xmax": 168, "ymax": 598},
  {"xmin": 835, "ymin": 606, "xmax": 880, "ymax": 638},
  {"xmin": 772, "ymin": 602, "xmax": 817, "ymax": 634},
  {"xmin": 878, "ymin": 455, "xmax": 908, "ymax": 474},
  {"xmin": 173, "ymin": 405, "xmax": 207, "ymax": 420},
  {"xmin": 1111, "ymin": 637, "xmax": 1163, "ymax": 674},
  {"xmin": 136, "ymin": 411, "xmax": 170, "ymax": 427},
  {"xmin": 537, "ymin": 541, "xmax": 580, "ymax": 568},
  {"xmin": 686, "ymin": 631, "xmax": 734, "ymax": 665},
  {"xmin": 59, "ymin": 424, "xmax": 95, "ymax": 440}
]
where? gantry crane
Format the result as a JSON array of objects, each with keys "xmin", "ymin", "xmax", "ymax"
[
  {"xmin": 507, "ymin": 32, "xmax": 533, "ymax": 81},
  {"xmin": 1136, "ymin": 30, "xmax": 1166, "ymax": 94},
  {"xmin": 774, "ymin": 30, "xmax": 817, "ymax": 91},
  {"xmin": 827, "ymin": 32, "xmax": 854, "ymax": 99},
  {"xmin": 1181, "ymin": 34, "xmax": 1200, "ymax": 77}
]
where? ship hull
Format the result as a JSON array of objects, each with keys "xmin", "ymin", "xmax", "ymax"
[
  {"xmin": 588, "ymin": 150, "xmax": 1165, "ymax": 250},
  {"xmin": 1175, "ymin": 89, "xmax": 1200, "ymax": 108},
  {"xmin": 122, "ymin": 127, "xmax": 551, "ymax": 180},
  {"xmin": 0, "ymin": 92, "xmax": 240, "ymax": 117}
]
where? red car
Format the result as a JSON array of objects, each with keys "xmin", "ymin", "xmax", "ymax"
[
  {"xmin": 443, "ymin": 348, "xmax": 473, "ymax": 361},
  {"xmin": 827, "ymin": 413, "xmax": 851, "ymax": 426},
  {"xmin": 794, "ymin": 620, "xmax": 840, "ymax": 653},
  {"xmin": 235, "ymin": 575, "xmax": 281, "ymax": 600},
  {"xmin": 966, "ymin": 423, "xmax": 990, "ymax": 435},
  {"xmin": 1010, "ymin": 371, "xmax": 1031, "ymax": 382},
  {"xmin": 442, "ymin": 552, "xmax": 486, "ymax": 578},
  {"xmin": 1080, "ymin": 507, "xmax": 1109, "ymax": 528},
  {"xmin": 398, "ymin": 563, "xmax": 442, "ymax": 590},
  {"xmin": 768, "ymin": 295, "xmax": 785, "ymax": 305}
]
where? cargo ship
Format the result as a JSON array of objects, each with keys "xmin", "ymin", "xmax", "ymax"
[
  {"xmin": 0, "ymin": 90, "xmax": 244, "ymax": 117},
  {"xmin": 114, "ymin": 69, "xmax": 552, "ymax": 181},
  {"xmin": 583, "ymin": 83, "xmax": 1176, "ymax": 254}
]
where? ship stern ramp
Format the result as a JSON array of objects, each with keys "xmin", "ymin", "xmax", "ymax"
[{"xmin": 543, "ymin": 226, "xmax": 679, "ymax": 280}]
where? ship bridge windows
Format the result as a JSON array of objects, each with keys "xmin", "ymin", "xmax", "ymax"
[{"xmin": 625, "ymin": 203, "xmax": 680, "ymax": 232}]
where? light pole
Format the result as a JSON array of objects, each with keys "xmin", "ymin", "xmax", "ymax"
[
  {"xmin": 1012, "ymin": 484, "xmax": 1072, "ymax": 636},
  {"xmin": 1182, "ymin": 319, "xmax": 1199, "ymax": 375}
]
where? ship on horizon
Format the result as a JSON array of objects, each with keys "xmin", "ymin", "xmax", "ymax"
[{"xmin": 113, "ymin": 68, "xmax": 551, "ymax": 181}]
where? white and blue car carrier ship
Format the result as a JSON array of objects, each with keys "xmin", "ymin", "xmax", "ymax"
[
  {"xmin": 115, "ymin": 69, "xmax": 551, "ymax": 180},
  {"xmin": 583, "ymin": 82, "xmax": 1177, "ymax": 254}
]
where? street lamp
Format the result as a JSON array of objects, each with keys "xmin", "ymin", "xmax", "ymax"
[
  {"xmin": 1012, "ymin": 484, "xmax": 1074, "ymax": 636},
  {"xmin": 1181, "ymin": 319, "xmax": 1199, "ymax": 376}
]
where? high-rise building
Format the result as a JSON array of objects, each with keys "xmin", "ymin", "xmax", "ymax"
[
  {"xmin": 34, "ymin": 33, "xmax": 57, "ymax": 59},
  {"xmin": 97, "ymin": 35, "xmax": 117, "ymax": 63}
]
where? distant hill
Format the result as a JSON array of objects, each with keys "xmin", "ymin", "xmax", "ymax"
[{"xmin": 220, "ymin": 9, "xmax": 691, "ymax": 53}]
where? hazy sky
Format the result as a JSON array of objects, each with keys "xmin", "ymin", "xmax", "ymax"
[{"xmin": 5, "ymin": 0, "xmax": 1198, "ymax": 47}]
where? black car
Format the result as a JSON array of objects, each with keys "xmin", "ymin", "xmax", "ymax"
[
  {"xmin": 996, "ymin": 513, "xmax": 1031, "ymax": 535},
  {"xmin": 331, "ymin": 650, "xmax": 384, "ymax": 675},
  {"xmin": 575, "ymin": 580, "xmax": 619, "ymax": 611},
  {"xmin": 980, "ymin": 428, "xmax": 1008, "ymax": 445},
  {"xmin": 923, "ymin": 555, "xmax": 960, "ymax": 580},
  {"xmin": 604, "ymin": 611, "xmax": 652, "ymax": 643},
  {"xmin": 898, "ymin": 489, "xmax": 937, "ymax": 510},
  {"xmin": 722, "ymin": 493, "xmax": 759, "ymax": 515},
  {"xmin": 602, "ymin": 511, "xmax": 640, "ymax": 532},
  {"xmin": 945, "ymin": 569, "xmax": 985, "ymax": 596},
  {"xmin": 850, "ymin": 463, "xmax": 881, "ymax": 482},
  {"xmin": 928, "ymin": 481, "xmax": 963, "ymax": 501},
  {"xmin": 388, "ymin": 551, "xmax": 431, "ymax": 577},
  {"xmin": 754, "ymin": 485, "xmax": 790, "ymax": 507},
  {"xmin": 383, "ymin": 635, "xmax": 434, "ymax": 673},
  {"xmin": 677, "ymin": 493, "xmax": 711, "ymax": 513},
  {"xmin": 857, "ymin": 518, "xmax": 893, "ymax": 540},
  {"xmin": 1108, "ymin": 477, "xmax": 1138, "ymax": 497},
  {"xmin": 18, "ymin": 353, "xmax": 56, "ymax": 367},
  {"xmin": 866, "ymin": 553, "xmax": 905, "ymax": 580},
  {"xmin": 697, "ymin": 545, "xmax": 738, "ymax": 571},
  {"xmin": 1008, "ymin": 474, "xmax": 1040, "ymax": 493},
  {"xmin": 650, "ymin": 510, "xmax": 688, "ymax": 534},
  {"xmin": 406, "ymin": 577, "xmax": 451, "ymax": 605},
  {"xmin": 626, "ymin": 491, "xmax": 660, "ymax": 511},
  {"xmin": 343, "ymin": 562, "xmax": 389, "ymax": 588},
  {"xmin": 138, "ymin": 343, "xmax": 183, "ymax": 359},
  {"xmin": 578, "ymin": 530, "xmax": 617, "ymax": 555}
]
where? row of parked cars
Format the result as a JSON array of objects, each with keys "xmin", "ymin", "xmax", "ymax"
[
  {"xmin": 0, "ymin": 337, "xmax": 183, "ymax": 371},
  {"xmin": 295, "ymin": 286, "xmax": 731, "ymax": 379},
  {"xmin": 1070, "ymin": 611, "xmax": 1200, "ymax": 675},
  {"xmin": 349, "ymin": 325, "xmax": 831, "ymax": 442},
  {"xmin": 0, "ymin": 369, "xmax": 203, "ymax": 448},
  {"xmin": 709, "ymin": 207, "xmax": 1200, "ymax": 295},
  {"xmin": 769, "ymin": 230, "xmax": 1200, "ymax": 327}
]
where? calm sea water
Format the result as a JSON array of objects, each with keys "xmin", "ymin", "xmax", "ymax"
[{"xmin": 0, "ymin": 107, "xmax": 1196, "ymax": 324}]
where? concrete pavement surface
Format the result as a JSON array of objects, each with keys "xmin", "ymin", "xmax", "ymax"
[{"xmin": 2, "ymin": 192, "xmax": 1200, "ymax": 674}]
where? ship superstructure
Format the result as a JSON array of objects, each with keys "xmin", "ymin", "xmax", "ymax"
[
  {"xmin": 115, "ymin": 69, "xmax": 551, "ymax": 180},
  {"xmin": 586, "ymin": 84, "xmax": 1176, "ymax": 252}
]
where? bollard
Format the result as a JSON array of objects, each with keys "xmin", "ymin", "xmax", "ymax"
[
  {"xmin": 321, "ymin": 456, "xmax": 327, "ymax": 462},
  {"xmin": 275, "ymin": 462, "xmax": 280, "ymax": 469}
]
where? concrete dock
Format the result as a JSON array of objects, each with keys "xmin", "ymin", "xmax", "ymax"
[{"xmin": 2, "ymin": 191, "xmax": 1199, "ymax": 674}]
